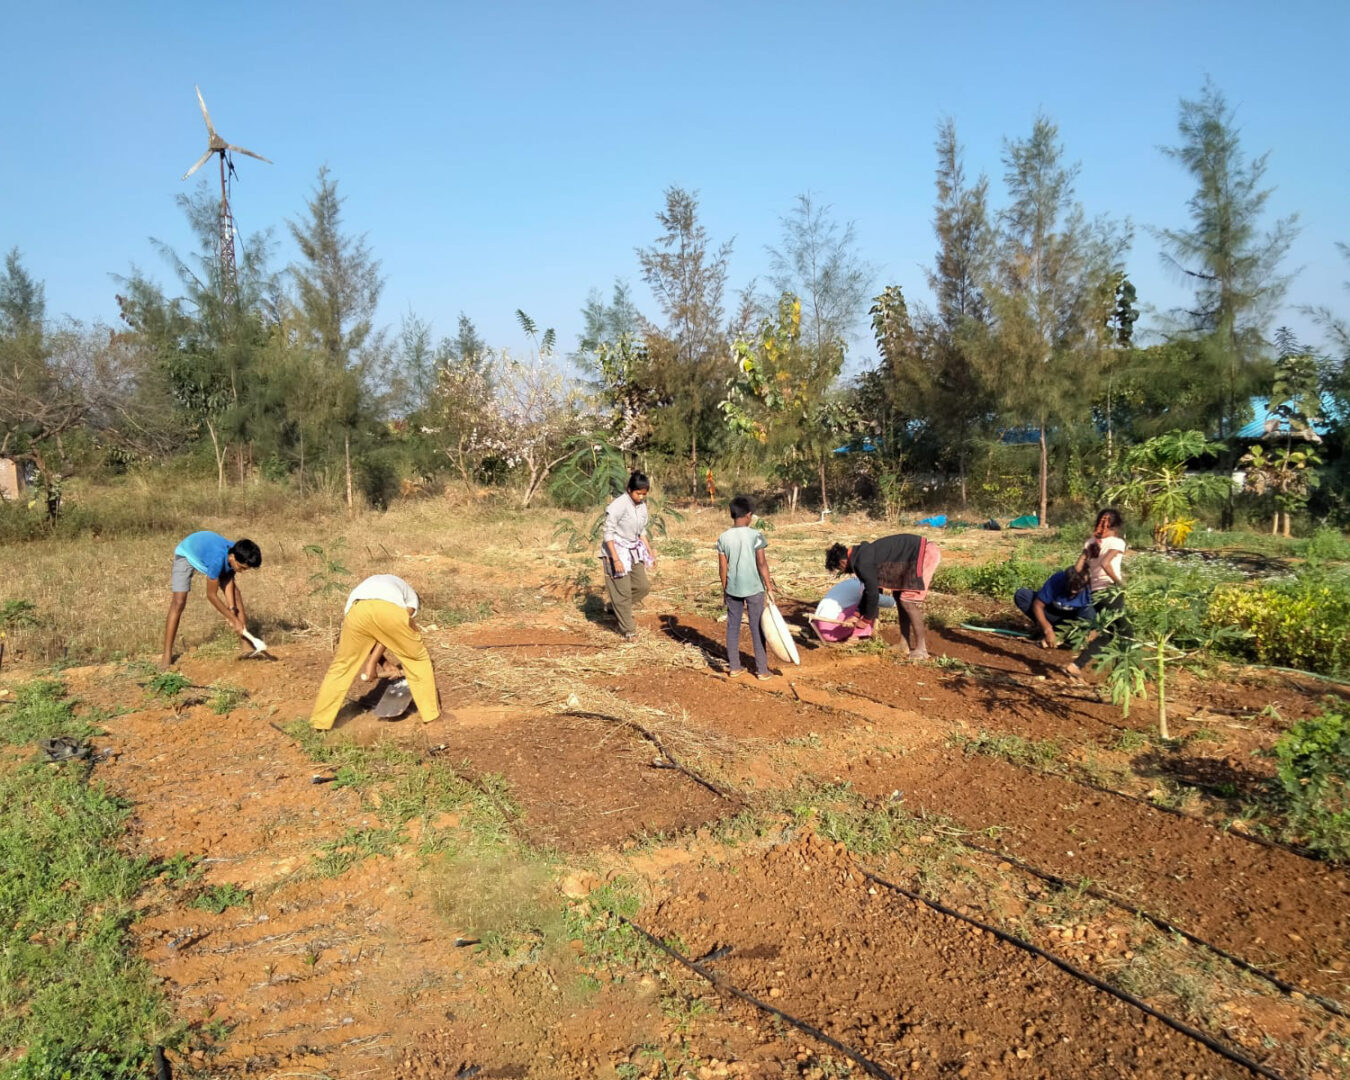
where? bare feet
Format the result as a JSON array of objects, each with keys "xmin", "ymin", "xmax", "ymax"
[
  {"xmin": 157, "ymin": 655, "xmax": 173, "ymax": 670},
  {"xmin": 907, "ymin": 649, "xmax": 930, "ymax": 661}
]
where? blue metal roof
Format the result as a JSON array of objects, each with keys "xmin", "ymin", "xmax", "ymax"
[{"xmin": 1234, "ymin": 395, "xmax": 1338, "ymax": 440}]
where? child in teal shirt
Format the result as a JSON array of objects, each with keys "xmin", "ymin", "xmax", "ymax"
[{"xmin": 715, "ymin": 496, "xmax": 776, "ymax": 679}]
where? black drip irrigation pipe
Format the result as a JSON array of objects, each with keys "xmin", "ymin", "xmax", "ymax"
[
  {"xmin": 561, "ymin": 709, "xmax": 739, "ymax": 802},
  {"xmin": 955, "ymin": 836, "xmax": 1349, "ymax": 1020},
  {"xmin": 1068, "ymin": 775, "xmax": 1320, "ymax": 862},
  {"xmin": 858, "ymin": 867, "xmax": 1288, "ymax": 1080},
  {"xmin": 618, "ymin": 916, "xmax": 898, "ymax": 1080}
]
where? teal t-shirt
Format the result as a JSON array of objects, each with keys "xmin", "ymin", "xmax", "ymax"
[{"xmin": 716, "ymin": 525, "xmax": 768, "ymax": 598}]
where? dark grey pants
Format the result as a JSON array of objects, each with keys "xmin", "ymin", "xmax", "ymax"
[{"xmin": 726, "ymin": 592, "xmax": 769, "ymax": 675}]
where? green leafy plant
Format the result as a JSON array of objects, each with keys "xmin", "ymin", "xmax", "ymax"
[
  {"xmin": 547, "ymin": 438, "xmax": 630, "ymax": 510},
  {"xmin": 303, "ymin": 538, "xmax": 352, "ymax": 598},
  {"xmin": 1273, "ymin": 703, "xmax": 1350, "ymax": 862},
  {"xmin": 1094, "ymin": 579, "xmax": 1244, "ymax": 738},
  {"xmin": 146, "ymin": 671, "xmax": 193, "ymax": 701},
  {"xmin": 189, "ymin": 882, "xmax": 252, "ymax": 914},
  {"xmin": 1105, "ymin": 430, "xmax": 1230, "ymax": 549},
  {"xmin": 1207, "ymin": 573, "xmax": 1350, "ymax": 676},
  {"xmin": 1, "ymin": 598, "xmax": 39, "ymax": 629},
  {"xmin": 208, "ymin": 682, "xmax": 248, "ymax": 715}
]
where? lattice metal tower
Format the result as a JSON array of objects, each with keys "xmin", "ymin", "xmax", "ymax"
[{"xmin": 181, "ymin": 86, "xmax": 271, "ymax": 305}]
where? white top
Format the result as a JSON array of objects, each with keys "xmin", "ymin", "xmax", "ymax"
[
  {"xmin": 814, "ymin": 578, "xmax": 897, "ymax": 622},
  {"xmin": 344, "ymin": 574, "xmax": 420, "ymax": 615},
  {"xmin": 1084, "ymin": 536, "xmax": 1126, "ymax": 592}
]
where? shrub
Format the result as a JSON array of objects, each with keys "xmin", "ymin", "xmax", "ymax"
[
  {"xmin": 1301, "ymin": 527, "xmax": 1350, "ymax": 562},
  {"xmin": 935, "ymin": 552, "xmax": 1049, "ymax": 598},
  {"xmin": 1273, "ymin": 703, "xmax": 1350, "ymax": 862},
  {"xmin": 1208, "ymin": 575, "xmax": 1350, "ymax": 676}
]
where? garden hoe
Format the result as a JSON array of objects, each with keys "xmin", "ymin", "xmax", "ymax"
[
  {"xmin": 373, "ymin": 677, "xmax": 413, "ymax": 720},
  {"xmin": 240, "ymin": 630, "xmax": 276, "ymax": 661}
]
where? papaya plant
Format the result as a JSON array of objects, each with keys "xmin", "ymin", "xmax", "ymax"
[{"xmin": 1104, "ymin": 429, "xmax": 1230, "ymax": 550}]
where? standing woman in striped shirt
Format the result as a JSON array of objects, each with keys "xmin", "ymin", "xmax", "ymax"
[{"xmin": 600, "ymin": 471, "xmax": 656, "ymax": 641}]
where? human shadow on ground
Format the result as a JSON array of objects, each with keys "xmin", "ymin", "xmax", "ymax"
[
  {"xmin": 938, "ymin": 627, "xmax": 1063, "ymax": 679},
  {"xmin": 1130, "ymin": 745, "xmax": 1273, "ymax": 804}
]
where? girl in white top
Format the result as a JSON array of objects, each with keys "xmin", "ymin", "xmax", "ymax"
[{"xmin": 1066, "ymin": 508, "xmax": 1128, "ymax": 681}]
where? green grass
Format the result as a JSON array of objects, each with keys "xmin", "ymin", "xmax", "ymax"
[
  {"xmin": 950, "ymin": 730, "xmax": 1062, "ymax": 769},
  {"xmin": 0, "ymin": 679, "xmax": 97, "ymax": 745},
  {"xmin": 189, "ymin": 882, "xmax": 252, "ymax": 914},
  {"xmin": 0, "ymin": 680, "xmax": 177, "ymax": 1079},
  {"xmin": 312, "ymin": 826, "xmax": 402, "ymax": 877},
  {"xmin": 207, "ymin": 682, "xmax": 249, "ymax": 716}
]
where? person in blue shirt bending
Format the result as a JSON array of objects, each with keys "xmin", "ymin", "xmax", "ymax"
[
  {"xmin": 160, "ymin": 531, "xmax": 262, "ymax": 668},
  {"xmin": 1013, "ymin": 566, "xmax": 1093, "ymax": 649}
]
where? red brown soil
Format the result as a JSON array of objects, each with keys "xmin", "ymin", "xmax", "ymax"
[{"xmin": 9, "ymin": 597, "xmax": 1350, "ymax": 1079}]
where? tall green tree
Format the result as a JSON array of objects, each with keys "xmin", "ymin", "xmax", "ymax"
[
  {"xmin": 637, "ymin": 186, "xmax": 734, "ymax": 497},
  {"xmin": 287, "ymin": 166, "xmax": 385, "ymax": 506},
  {"xmin": 983, "ymin": 115, "xmax": 1124, "ymax": 525},
  {"xmin": 923, "ymin": 121, "xmax": 997, "ymax": 504},
  {"xmin": 1155, "ymin": 79, "xmax": 1298, "ymax": 442},
  {"xmin": 575, "ymin": 280, "xmax": 643, "ymax": 358},
  {"xmin": 766, "ymin": 193, "xmax": 873, "ymax": 363},
  {"xmin": 117, "ymin": 188, "xmax": 279, "ymax": 488}
]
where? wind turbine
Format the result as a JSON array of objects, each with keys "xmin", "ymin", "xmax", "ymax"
[{"xmin": 182, "ymin": 85, "xmax": 272, "ymax": 304}]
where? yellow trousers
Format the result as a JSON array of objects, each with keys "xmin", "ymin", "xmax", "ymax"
[{"xmin": 310, "ymin": 599, "xmax": 440, "ymax": 730}]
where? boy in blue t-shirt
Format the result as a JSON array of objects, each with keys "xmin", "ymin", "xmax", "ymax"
[
  {"xmin": 715, "ymin": 496, "xmax": 776, "ymax": 679},
  {"xmin": 160, "ymin": 531, "xmax": 263, "ymax": 668},
  {"xmin": 1013, "ymin": 566, "xmax": 1093, "ymax": 649}
]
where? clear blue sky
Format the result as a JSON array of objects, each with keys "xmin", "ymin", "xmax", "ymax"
[{"xmin": 4, "ymin": 1, "xmax": 1347, "ymax": 368}]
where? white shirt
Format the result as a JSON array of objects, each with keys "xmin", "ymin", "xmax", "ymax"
[
  {"xmin": 344, "ymin": 574, "xmax": 420, "ymax": 615},
  {"xmin": 1085, "ymin": 536, "xmax": 1126, "ymax": 592}
]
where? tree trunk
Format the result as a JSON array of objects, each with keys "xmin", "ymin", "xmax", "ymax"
[
  {"xmin": 691, "ymin": 427, "xmax": 699, "ymax": 501},
  {"xmin": 818, "ymin": 457, "xmax": 829, "ymax": 513},
  {"xmin": 298, "ymin": 431, "xmax": 305, "ymax": 494},
  {"xmin": 344, "ymin": 433, "xmax": 354, "ymax": 511},
  {"xmin": 959, "ymin": 453, "xmax": 968, "ymax": 510},
  {"xmin": 206, "ymin": 419, "xmax": 226, "ymax": 491},
  {"xmin": 1038, "ymin": 424, "xmax": 1049, "ymax": 527}
]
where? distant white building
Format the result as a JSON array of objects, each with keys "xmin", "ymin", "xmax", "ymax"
[{"xmin": 0, "ymin": 457, "xmax": 24, "ymax": 502}]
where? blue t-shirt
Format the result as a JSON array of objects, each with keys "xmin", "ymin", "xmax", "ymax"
[
  {"xmin": 1035, "ymin": 571, "xmax": 1091, "ymax": 612},
  {"xmin": 716, "ymin": 525, "xmax": 768, "ymax": 598},
  {"xmin": 175, "ymin": 531, "xmax": 234, "ymax": 580}
]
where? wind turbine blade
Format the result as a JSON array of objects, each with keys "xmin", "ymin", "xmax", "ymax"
[
  {"xmin": 224, "ymin": 143, "xmax": 273, "ymax": 164},
  {"xmin": 181, "ymin": 150, "xmax": 214, "ymax": 180},
  {"xmin": 195, "ymin": 85, "xmax": 216, "ymax": 136}
]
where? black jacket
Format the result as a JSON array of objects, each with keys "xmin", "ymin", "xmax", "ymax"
[{"xmin": 849, "ymin": 533, "xmax": 927, "ymax": 621}]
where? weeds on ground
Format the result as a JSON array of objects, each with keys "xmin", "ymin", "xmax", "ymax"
[
  {"xmin": 1, "ymin": 598, "xmax": 39, "ymax": 629},
  {"xmin": 0, "ymin": 679, "xmax": 96, "ymax": 745},
  {"xmin": 429, "ymin": 601, "xmax": 494, "ymax": 626},
  {"xmin": 313, "ymin": 826, "xmax": 401, "ymax": 877},
  {"xmin": 950, "ymin": 730, "xmax": 1062, "ymax": 770},
  {"xmin": 189, "ymin": 883, "xmax": 252, "ymax": 914},
  {"xmin": 208, "ymin": 682, "xmax": 248, "ymax": 715},
  {"xmin": 0, "ymin": 682, "xmax": 176, "ymax": 1077}
]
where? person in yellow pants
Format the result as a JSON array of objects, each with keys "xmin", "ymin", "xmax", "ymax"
[{"xmin": 310, "ymin": 574, "xmax": 441, "ymax": 731}]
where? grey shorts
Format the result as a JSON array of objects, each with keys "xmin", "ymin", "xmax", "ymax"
[{"xmin": 171, "ymin": 555, "xmax": 196, "ymax": 593}]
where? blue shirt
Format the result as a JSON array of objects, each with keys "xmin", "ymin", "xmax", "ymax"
[
  {"xmin": 1035, "ymin": 571, "xmax": 1091, "ymax": 612},
  {"xmin": 175, "ymin": 531, "xmax": 234, "ymax": 580}
]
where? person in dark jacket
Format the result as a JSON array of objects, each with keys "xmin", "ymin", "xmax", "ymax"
[{"xmin": 825, "ymin": 534, "xmax": 942, "ymax": 660}]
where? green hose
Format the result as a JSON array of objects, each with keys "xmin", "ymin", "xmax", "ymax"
[{"xmin": 959, "ymin": 623, "xmax": 1033, "ymax": 639}]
